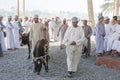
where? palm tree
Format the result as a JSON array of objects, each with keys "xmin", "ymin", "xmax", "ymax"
[
  {"xmin": 17, "ymin": 0, "xmax": 20, "ymax": 17},
  {"xmin": 113, "ymin": 0, "xmax": 119, "ymax": 16},
  {"xmin": 101, "ymin": 0, "xmax": 120, "ymax": 16},
  {"xmin": 23, "ymin": 0, "xmax": 26, "ymax": 17},
  {"xmin": 87, "ymin": 0, "xmax": 95, "ymax": 29}
]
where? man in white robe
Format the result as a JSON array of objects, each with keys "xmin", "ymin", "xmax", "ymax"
[
  {"xmin": 22, "ymin": 16, "xmax": 31, "ymax": 33},
  {"xmin": 103, "ymin": 16, "xmax": 111, "ymax": 52},
  {"xmin": 0, "ymin": 16, "xmax": 7, "ymax": 51},
  {"xmin": 12, "ymin": 16, "xmax": 20, "ymax": 49},
  {"xmin": 29, "ymin": 15, "xmax": 49, "ymax": 59},
  {"xmin": 6, "ymin": 16, "xmax": 15, "ymax": 50},
  {"xmin": 49, "ymin": 18, "xmax": 54, "ymax": 41},
  {"xmin": 111, "ymin": 16, "xmax": 120, "ymax": 55},
  {"xmin": 53, "ymin": 17, "xmax": 61, "ymax": 42},
  {"xmin": 61, "ymin": 17, "xmax": 85, "ymax": 77},
  {"xmin": 106, "ymin": 17, "xmax": 118, "ymax": 52},
  {"xmin": 110, "ymin": 27, "xmax": 120, "ymax": 55}
]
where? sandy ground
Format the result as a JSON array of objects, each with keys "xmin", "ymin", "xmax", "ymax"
[{"xmin": 0, "ymin": 40, "xmax": 120, "ymax": 80}]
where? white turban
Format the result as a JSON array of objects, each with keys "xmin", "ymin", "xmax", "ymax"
[{"xmin": 71, "ymin": 17, "xmax": 78, "ymax": 22}]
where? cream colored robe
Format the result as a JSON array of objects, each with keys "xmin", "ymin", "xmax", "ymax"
[
  {"xmin": 58, "ymin": 24, "xmax": 68, "ymax": 43},
  {"xmin": 6, "ymin": 21, "xmax": 15, "ymax": 49},
  {"xmin": 23, "ymin": 21, "xmax": 31, "ymax": 33},
  {"xmin": 53, "ymin": 21, "xmax": 61, "ymax": 41},
  {"xmin": 107, "ymin": 24, "xmax": 120, "ymax": 51},
  {"xmin": 104, "ymin": 23, "xmax": 111, "ymax": 52},
  {"xmin": 49, "ymin": 21, "xmax": 54, "ymax": 40},
  {"xmin": 111, "ymin": 24, "xmax": 120, "ymax": 52},
  {"xmin": 29, "ymin": 22, "xmax": 49, "ymax": 58},
  {"xmin": 112, "ymin": 40, "xmax": 120, "ymax": 52},
  {"xmin": 62, "ymin": 26, "xmax": 85, "ymax": 72},
  {"xmin": 12, "ymin": 21, "xmax": 20, "ymax": 48}
]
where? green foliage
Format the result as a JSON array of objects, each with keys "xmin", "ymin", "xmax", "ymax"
[{"xmin": 101, "ymin": 0, "xmax": 120, "ymax": 14}]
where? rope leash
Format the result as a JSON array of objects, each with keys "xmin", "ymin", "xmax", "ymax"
[{"xmin": 33, "ymin": 45, "xmax": 49, "ymax": 64}]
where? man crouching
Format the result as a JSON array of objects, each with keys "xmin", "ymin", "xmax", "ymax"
[{"xmin": 60, "ymin": 17, "xmax": 85, "ymax": 78}]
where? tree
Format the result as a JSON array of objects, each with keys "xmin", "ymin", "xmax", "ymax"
[
  {"xmin": 113, "ymin": 0, "xmax": 119, "ymax": 16},
  {"xmin": 87, "ymin": 0, "xmax": 95, "ymax": 29},
  {"xmin": 17, "ymin": 0, "xmax": 20, "ymax": 17},
  {"xmin": 101, "ymin": 0, "xmax": 120, "ymax": 16}
]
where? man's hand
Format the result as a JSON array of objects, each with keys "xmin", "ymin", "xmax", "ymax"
[
  {"xmin": 70, "ymin": 41, "xmax": 76, "ymax": 45},
  {"xmin": 60, "ymin": 44, "xmax": 65, "ymax": 49}
]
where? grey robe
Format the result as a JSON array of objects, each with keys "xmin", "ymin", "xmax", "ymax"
[
  {"xmin": 96, "ymin": 22, "xmax": 105, "ymax": 54},
  {"xmin": 58, "ymin": 24, "xmax": 68, "ymax": 43},
  {"xmin": 82, "ymin": 25, "xmax": 92, "ymax": 54}
]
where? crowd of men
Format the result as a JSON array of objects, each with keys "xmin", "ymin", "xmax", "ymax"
[
  {"xmin": 0, "ymin": 15, "xmax": 32, "ymax": 52},
  {"xmin": 0, "ymin": 15, "xmax": 92, "ymax": 77},
  {"xmin": 0, "ymin": 15, "xmax": 92, "ymax": 52},
  {"xmin": 0, "ymin": 14, "xmax": 120, "ymax": 77},
  {"xmin": 95, "ymin": 15, "xmax": 120, "ymax": 57}
]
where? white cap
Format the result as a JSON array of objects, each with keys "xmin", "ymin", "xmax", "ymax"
[
  {"xmin": 71, "ymin": 17, "xmax": 78, "ymax": 22},
  {"xmin": 104, "ymin": 16, "xmax": 110, "ymax": 21}
]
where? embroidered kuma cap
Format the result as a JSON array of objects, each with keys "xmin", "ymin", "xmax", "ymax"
[
  {"xmin": 71, "ymin": 17, "xmax": 78, "ymax": 22},
  {"xmin": 34, "ymin": 14, "xmax": 39, "ymax": 18},
  {"xmin": 104, "ymin": 16, "xmax": 110, "ymax": 21}
]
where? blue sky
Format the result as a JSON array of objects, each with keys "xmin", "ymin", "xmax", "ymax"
[{"xmin": 0, "ymin": 0, "xmax": 104, "ymax": 13}]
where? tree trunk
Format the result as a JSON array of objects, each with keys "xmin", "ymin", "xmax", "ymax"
[
  {"xmin": 113, "ymin": 0, "xmax": 119, "ymax": 16},
  {"xmin": 23, "ymin": 0, "xmax": 26, "ymax": 17},
  {"xmin": 17, "ymin": 0, "xmax": 20, "ymax": 17},
  {"xmin": 87, "ymin": 0, "xmax": 95, "ymax": 29}
]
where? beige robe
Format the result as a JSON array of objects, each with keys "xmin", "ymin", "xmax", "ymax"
[
  {"xmin": 58, "ymin": 24, "xmax": 68, "ymax": 43},
  {"xmin": 107, "ymin": 24, "xmax": 120, "ymax": 51},
  {"xmin": 29, "ymin": 22, "xmax": 49, "ymax": 58},
  {"xmin": 82, "ymin": 25, "xmax": 92, "ymax": 54},
  {"xmin": 23, "ymin": 21, "xmax": 31, "ymax": 33},
  {"xmin": 62, "ymin": 26, "xmax": 85, "ymax": 72},
  {"xmin": 12, "ymin": 21, "xmax": 20, "ymax": 48}
]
